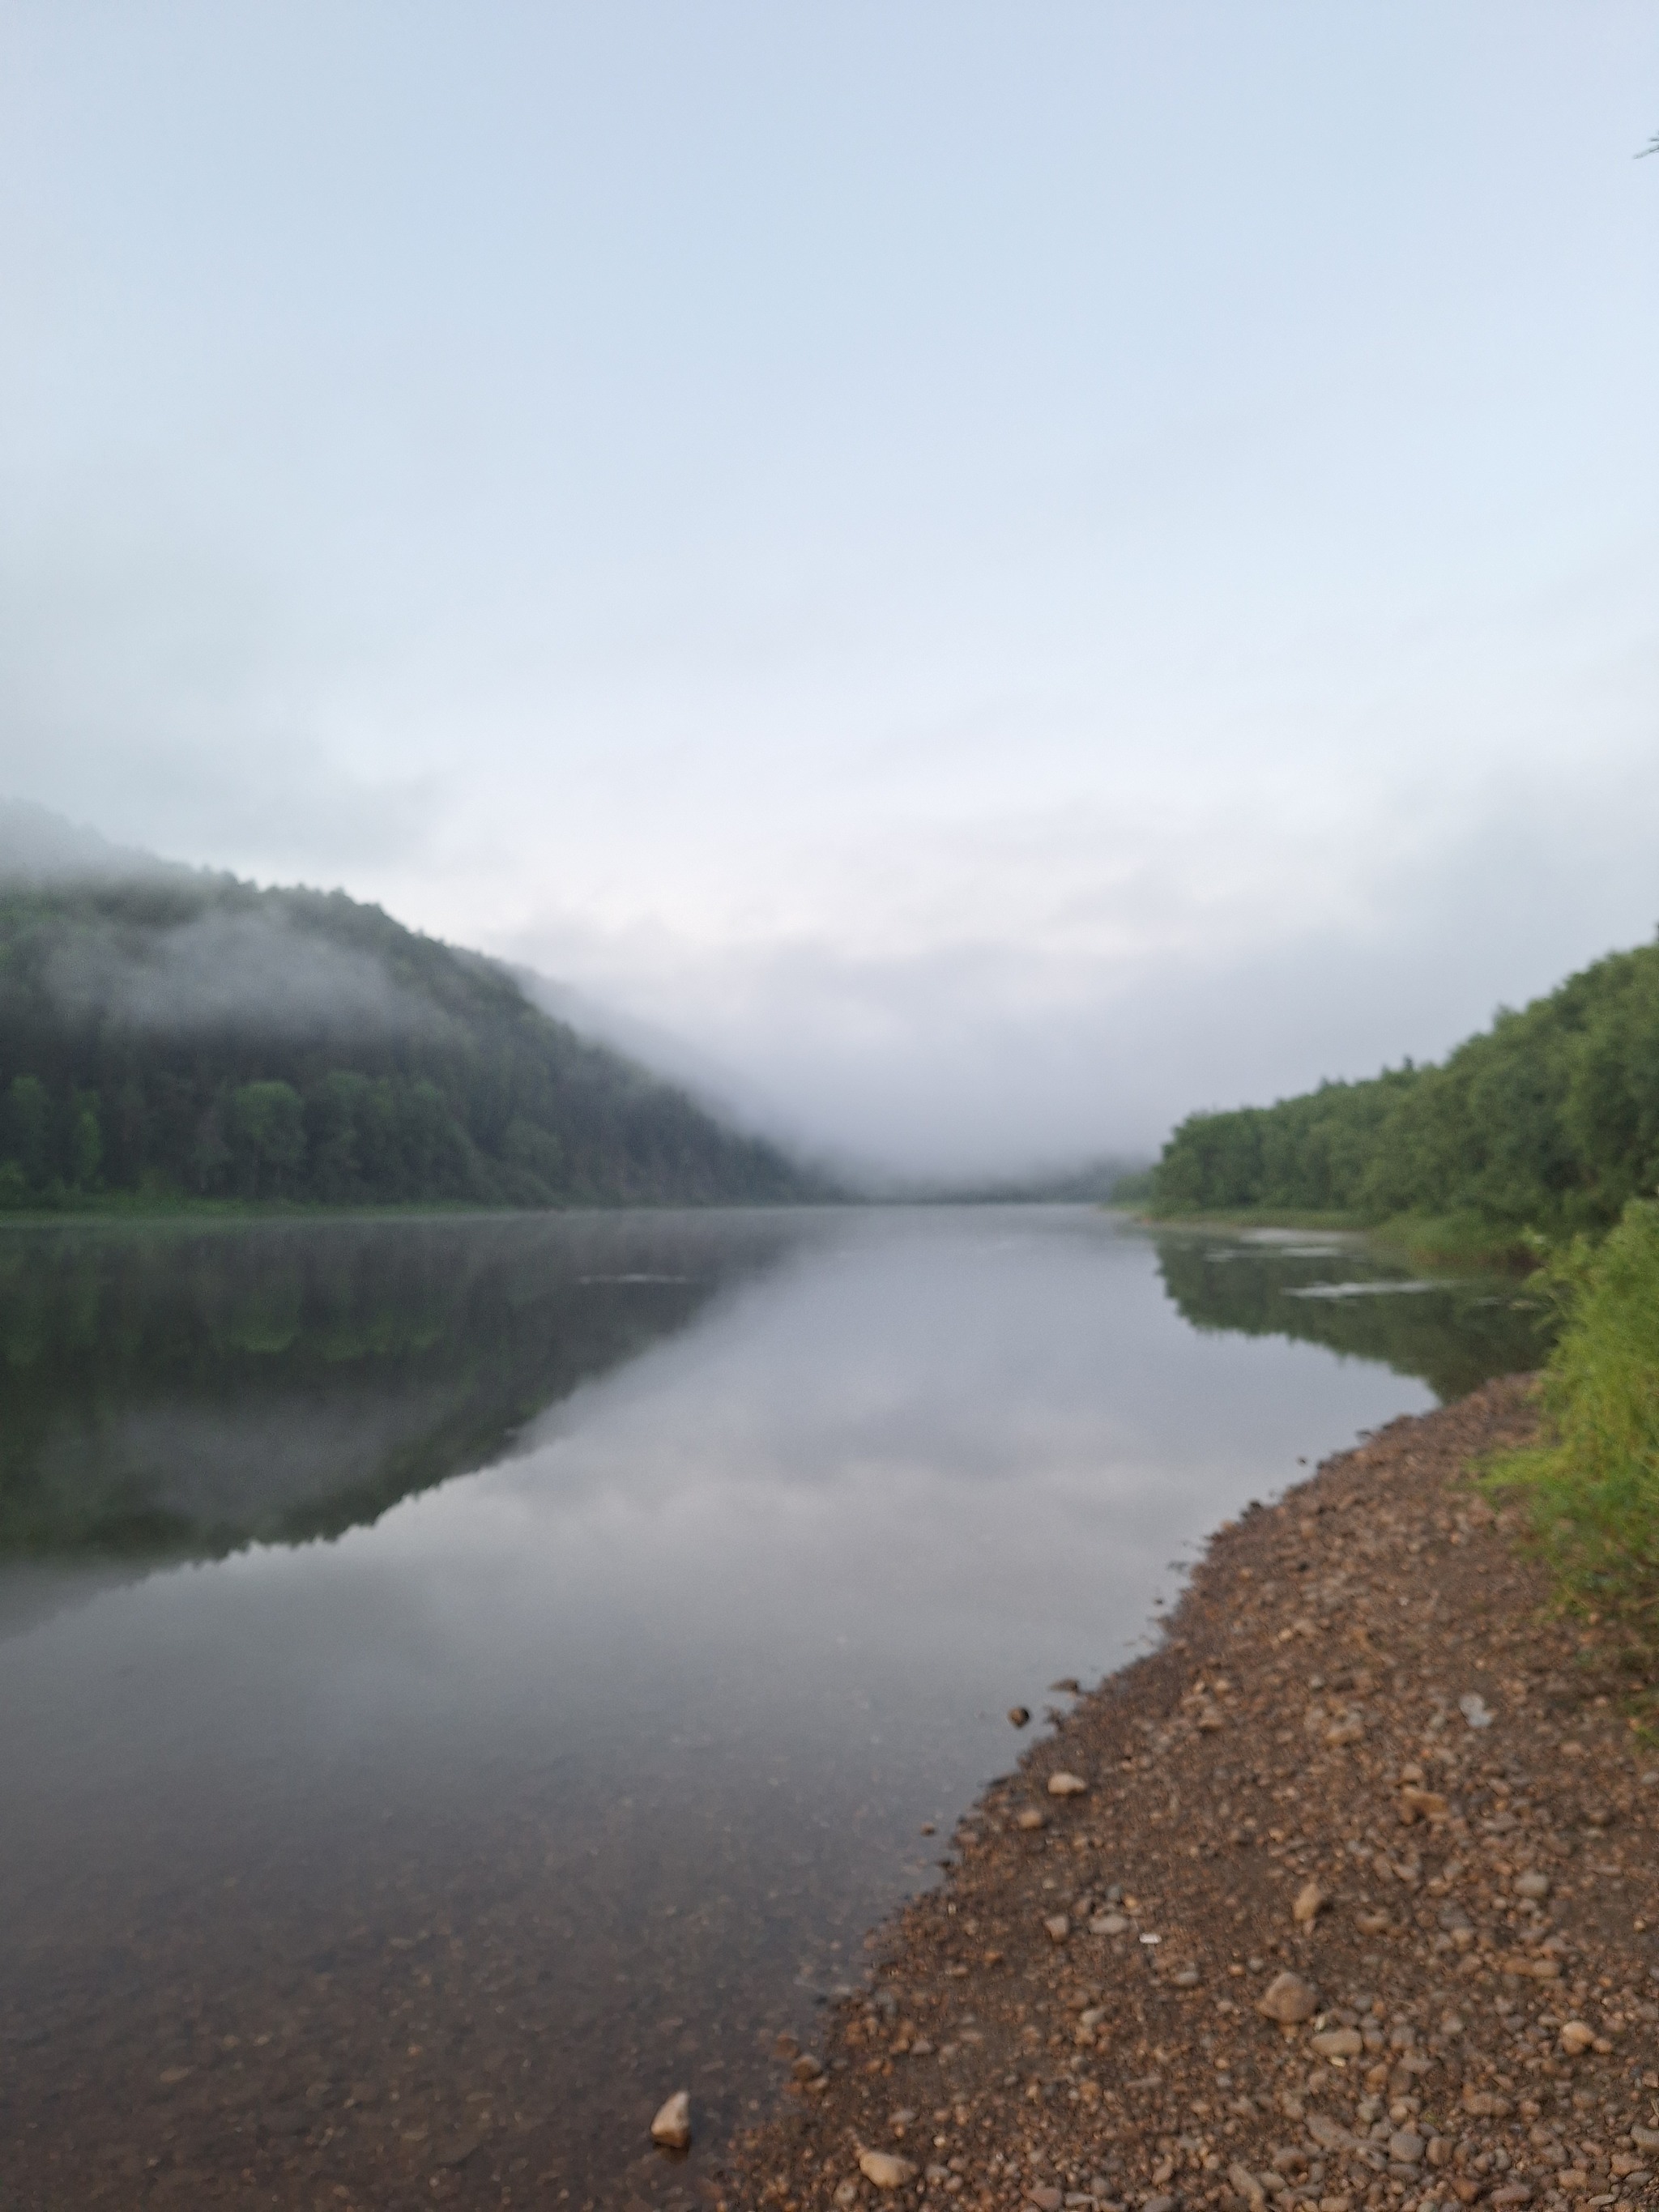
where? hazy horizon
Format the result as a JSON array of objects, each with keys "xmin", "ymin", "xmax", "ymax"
[{"xmin": 2, "ymin": 6, "xmax": 1656, "ymax": 1179}]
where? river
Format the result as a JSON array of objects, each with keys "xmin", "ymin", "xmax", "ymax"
[{"xmin": 0, "ymin": 1206, "xmax": 1542, "ymax": 2209}]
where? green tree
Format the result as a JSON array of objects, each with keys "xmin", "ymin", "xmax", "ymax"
[
  {"xmin": 6, "ymin": 1076, "xmax": 50, "ymax": 1188},
  {"xmin": 68, "ymin": 1091, "xmax": 102, "ymax": 1191},
  {"xmin": 231, "ymin": 1082, "xmax": 306, "ymax": 1198}
]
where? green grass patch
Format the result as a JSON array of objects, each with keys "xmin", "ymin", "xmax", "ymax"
[{"xmin": 1483, "ymin": 1197, "xmax": 1659, "ymax": 1659}]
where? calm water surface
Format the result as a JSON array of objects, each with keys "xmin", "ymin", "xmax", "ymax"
[{"xmin": 0, "ymin": 1208, "xmax": 1542, "ymax": 2209}]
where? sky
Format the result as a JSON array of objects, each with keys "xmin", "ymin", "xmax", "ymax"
[{"xmin": 1, "ymin": 3, "xmax": 1656, "ymax": 1179}]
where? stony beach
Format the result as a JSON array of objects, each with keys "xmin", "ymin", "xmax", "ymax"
[{"xmin": 719, "ymin": 1378, "xmax": 1659, "ymax": 2212}]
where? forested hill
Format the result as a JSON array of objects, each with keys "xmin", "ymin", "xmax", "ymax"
[
  {"xmin": 1149, "ymin": 935, "xmax": 1659, "ymax": 1242},
  {"xmin": 0, "ymin": 855, "xmax": 822, "ymax": 1211}
]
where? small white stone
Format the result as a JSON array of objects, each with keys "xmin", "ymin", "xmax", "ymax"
[
  {"xmin": 859, "ymin": 2150, "xmax": 919, "ymax": 2189},
  {"xmin": 1047, "ymin": 1771, "xmax": 1088, "ymax": 1797},
  {"xmin": 650, "ymin": 2089, "xmax": 691, "ymax": 2149}
]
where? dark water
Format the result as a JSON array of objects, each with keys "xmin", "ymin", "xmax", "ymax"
[{"xmin": 0, "ymin": 1208, "xmax": 1542, "ymax": 2209}]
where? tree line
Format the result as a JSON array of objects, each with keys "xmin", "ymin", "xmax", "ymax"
[
  {"xmin": 1149, "ymin": 935, "xmax": 1659, "ymax": 1240},
  {"xmin": 0, "ymin": 873, "xmax": 821, "ymax": 1210}
]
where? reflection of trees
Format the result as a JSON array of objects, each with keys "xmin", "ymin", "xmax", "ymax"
[
  {"xmin": 0, "ymin": 1214, "xmax": 800, "ymax": 1562},
  {"xmin": 1153, "ymin": 1234, "xmax": 1548, "ymax": 1403}
]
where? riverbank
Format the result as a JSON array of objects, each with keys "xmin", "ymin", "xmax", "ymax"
[{"xmin": 720, "ymin": 1378, "xmax": 1659, "ymax": 2212}]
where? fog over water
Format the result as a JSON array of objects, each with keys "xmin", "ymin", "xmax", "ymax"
[{"xmin": 2, "ymin": 8, "xmax": 1656, "ymax": 1178}]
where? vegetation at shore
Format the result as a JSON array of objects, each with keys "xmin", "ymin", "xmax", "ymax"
[
  {"xmin": 1485, "ymin": 1196, "xmax": 1659, "ymax": 1660},
  {"xmin": 0, "ymin": 865, "xmax": 822, "ymax": 1212},
  {"xmin": 1146, "ymin": 934, "xmax": 1659, "ymax": 1259}
]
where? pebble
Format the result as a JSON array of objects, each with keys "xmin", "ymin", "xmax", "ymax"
[
  {"xmin": 1291, "ymin": 1880, "xmax": 1325, "ymax": 1925},
  {"xmin": 1015, "ymin": 1807, "xmax": 1047, "ymax": 1831},
  {"xmin": 1029, "ymin": 2187, "xmax": 1063, "ymax": 2211},
  {"xmin": 1398, "ymin": 1785, "xmax": 1448, "ymax": 1824},
  {"xmin": 1254, "ymin": 1971, "xmax": 1317, "ymax": 2023},
  {"xmin": 1090, "ymin": 1912, "xmax": 1128, "ymax": 1935},
  {"xmin": 1458, "ymin": 1691, "xmax": 1494, "ymax": 1729},
  {"xmin": 1310, "ymin": 2027, "xmax": 1363, "ymax": 2059},
  {"xmin": 650, "ymin": 2090, "xmax": 691, "ymax": 2150},
  {"xmin": 1043, "ymin": 1914, "xmax": 1070, "ymax": 1943},
  {"xmin": 1558, "ymin": 2019, "xmax": 1594, "ymax": 2055},
  {"xmin": 1388, "ymin": 2129, "xmax": 1424, "ymax": 2165},
  {"xmin": 1008, "ymin": 1707, "xmax": 1031, "ymax": 1728},
  {"xmin": 1046, "ymin": 1772, "xmax": 1087, "ymax": 1797},
  {"xmin": 859, "ymin": 2150, "xmax": 918, "ymax": 2189},
  {"xmin": 1512, "ymin": 1869, "xmax": 1550, "ymax": 1899},
  {"xmin": 1048, "ymin": 1679, "xmax": 1081, "ymax": 1696},
  {"xmin": 792, "ymin": 2052, "xmax": 824, "ymax": 2081},
  {"xmin": 1229, "ymin": 2159, "xmax": 1266, "ymax": 2206}
]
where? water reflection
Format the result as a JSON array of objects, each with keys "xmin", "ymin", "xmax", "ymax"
[
  {"xmin": 0, "ymin": 1211, "xmax": 801, "ymax": 1566},
  {"xmin": 0, "ymin": 1208, "xmax": 1538, "ymax": 2209},
  {"xmin": 1150, "ymin": 1225, "xmax": 1546, "ymax": 1400}
]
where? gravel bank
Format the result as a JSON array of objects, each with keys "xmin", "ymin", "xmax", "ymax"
[{"xmin": 720, "ymin": 1379, "xmax": 1659, "ymax": 2212}]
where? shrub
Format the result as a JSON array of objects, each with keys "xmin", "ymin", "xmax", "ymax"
[{"xmin": 1485, "ymin": 1198, "xmax": 1659, "ymax": 1635}]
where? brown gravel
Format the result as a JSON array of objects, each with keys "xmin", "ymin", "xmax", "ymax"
[{"xmin": 721, "ymin": 1379, "xmax": 1659, "ymax": 2212}]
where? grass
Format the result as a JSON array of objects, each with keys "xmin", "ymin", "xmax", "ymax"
[{"xmin": 1483, "ymin": 1197, "xmax": 1659, "ymax": 1664}]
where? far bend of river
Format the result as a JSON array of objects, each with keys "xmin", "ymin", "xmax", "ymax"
[{"xmin": 0, "ymin": 1207, "xmax": 1543, "ymax": 2210}]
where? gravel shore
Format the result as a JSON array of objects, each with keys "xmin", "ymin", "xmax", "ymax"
[{"xmin": 720, "ymin": 1379, "xmax": 1659, "ymax": 2212}]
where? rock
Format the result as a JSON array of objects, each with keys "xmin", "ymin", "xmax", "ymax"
[
  {"xmin": 1015, "ymin": 1808, "xmax": 1047, "ymax": 1831},
  {"xmin": 1291, "ymin": 1881, "xmax": 1326, "ymax": 1926},
  {"xmin": 1487, "ymin": 2188, "xmax": 1532, "ymax": 2207},
  {"xmin": 1458, "ymin": 1692, "xmax": 1494, "ymax": 1730},
  {"xmin": 1255, "ymin": 1971, "xmax": 1318, "ymax": 2024},
  {"xmin": 1047, "ymin": 1772, "xmax": 1087, "ymax": 1797},
  {"xmin": 1171, "ymin": 1964, "xmax": 1201, "ymax": 1987},
  {"xmin": 1558, "ymin": 2020, "xmax": 1594, "ymax": 2055},
  {"xmin": 650, "ymin": 2090, "xmax": 691, "ymax": 2149},
  {"xmin": 1048, "ymin": 1678, "xmax": 1081, "ymax": 1695},
  {"xmin": 792, "ymin": 2052, "xmax": 824, "ymax": 2081},
  {"xmin": 1196, "ymin": 1705, "xmax": 1226, "ymax": 1732},
  {"xmin": 834, "ymin": 2182, "xmax": 861, "ymax": 2209},
  {"xmin": 1228, "ymin": 2159, "xmax": 1266, "ymax": 2206},
  {"xmin": 1029, "ymin": 2189, "xmax": 1063, "ymax": 2212},
  {"xmin": 1008, "ymin": 1707, "xmax": 1031, "ymax": 1728},
  {"xmin": 1388, "ymin": 2130, "xmax": 1425, "ymax": 2165},
  {"xmin": 1305, "ymin": 2112, "xmax": 1354, "ymax": 2151},
  {"xmin": 859, "ymin": 2150, "xmax": 918, "ymax": 2189},
  {"xmin": 1043, "ymin": 1914, "xmax": 1070, "ymax": 1943},
  {"xmin": 1090, "ymin": 1912, "xmax": 1128, "ymax": 1935},
  {"xmin": 1399, "ymin": 1786, "xmax": 1449, "ymax": 1824},
  {"xmin": 1633, "ymin": 2125, "xmax": 1659, "ymax": 2153},
  {"xmin": 1310, "ymin": 2028, "xmax": 1363, "ymax": 2060},
  {"xmin": 908, "ymin": 2036, "xmax": 933, "ymax": 2056},
  {"xmin": 1512, "ymin": 1870, "xmax": 1550, "ymax": 1900}
]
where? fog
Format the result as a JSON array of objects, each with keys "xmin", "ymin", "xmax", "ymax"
[{"xmin": 2, "ymin": 6, "xmax": 1655, "ymax": 1179}]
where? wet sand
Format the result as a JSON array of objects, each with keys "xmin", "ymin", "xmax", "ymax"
[{"xmin": 724, "ymin": 1379, "xmax": 1659, "ymax": 2212}]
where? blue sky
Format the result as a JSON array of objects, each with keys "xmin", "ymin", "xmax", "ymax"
[{"xmin": 2, "ymin": 4, "xmax": 1656, "ymax": 1174}]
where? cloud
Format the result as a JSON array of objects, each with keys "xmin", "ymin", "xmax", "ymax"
[{"xmin": 39, "ymin": 902, "xmax": 449, "ymax": 1042}]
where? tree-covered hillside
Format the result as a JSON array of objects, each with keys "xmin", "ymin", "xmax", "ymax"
[
  {"xmin": 0, "ymin": 859, "xmax": 821, "ymax": 1210},
  {"xmin": 1149, "ymin": 936, "xmax": 1659, "ymax": 1242}
]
